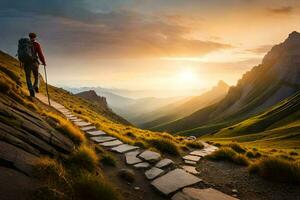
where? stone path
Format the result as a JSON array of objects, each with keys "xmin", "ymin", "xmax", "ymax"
[{"xmin": 36, "ymin": 94, "xmax": 239, "ymax": 200}]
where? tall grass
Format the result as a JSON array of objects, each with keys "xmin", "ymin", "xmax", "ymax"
[
  {"xmin": 146, "ymin": 137, "xmax": 180, "ymax": 156},
  {"xmin": 44, "ymin": 112, "xmax": 85, "ymax": 145},
  {"xmin": 206, "ymin": 147, "xmax": 250, "ymax": 166},
  {"xmin": 73, "ymin": 172, "xmax": 120, "ymax": 200},
  {"xmin": 249, "ymin": 157, "xmax": 300, "ymax": 183},
  {"xmin": 67, "ymin": 144, "xmax": 99, "ymax": 173}
]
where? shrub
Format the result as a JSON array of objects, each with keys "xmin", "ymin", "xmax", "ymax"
[
  {"xmin": 117, "ymin": 169, "xmax": 135, "ymax": 183},
  {"xmin": 73, "ymin": 173, "xmax": 120, "ymax": 200},
  {"xmin": 185, "ymin": 141, "xmax": 204, "ymax": 149},
  {"xmin": 146, "ymin": 137, "xmax": 180, "ymax": 156},
  {"xmin": 249, "ymin": 157, "xmax": 300, "ymax": 183},
  {"xmin": 227, "ymin": 143, "xmax": 246, "ymax": 154},
  {"xmin": 206, "ymin": 147, "xmax": 250, "ymax": 166},
  {"xmin": 67, "ymin": 145, "xmax": 98, "ymax": 173},
  {"xmin": 100, "ymin": 154, "xmax": 116, "ymax": 167},
  {"xmin": 246, "ymin": 150, "xmax": 261, "ymax": 159}
]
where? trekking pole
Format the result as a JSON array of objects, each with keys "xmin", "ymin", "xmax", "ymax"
[{"xmin": 43, "ymin": 65, "xmax": 51, "ymax": 106}]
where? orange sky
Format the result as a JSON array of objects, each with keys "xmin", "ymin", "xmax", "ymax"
[{"xmin": 1, "ymin": 0, "xmax": 300, "ymax": 96}]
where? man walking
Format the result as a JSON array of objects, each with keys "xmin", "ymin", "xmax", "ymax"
[{"xmin": 18, "ymin": 32, "xmax": 46, "ymax": 97}]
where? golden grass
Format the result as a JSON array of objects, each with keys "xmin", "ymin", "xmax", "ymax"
[
  {"xmin": 185, "ymin": 140, "xmax": 204, "ymax": 149},
  {"xmin": 206, "ymin": 147, "xmax": 250, "ymax": 166},
  {"xmin": 67, "ymin": 144, "xmax": 99, "ymax": 173},
  {"xmin": 249, "ymin": 157, "xmax": 300, "ymax": 183},
  {"xmin": 145, "ymin": 137, "xmax": 180, "ymax": 156},
  {"xmin": 73, "ymin": 172, "xmax": 120, "ymax": 200},
  {"xmin": 44, "ymin": 111, "xmax": 85, "ymax": 145}
]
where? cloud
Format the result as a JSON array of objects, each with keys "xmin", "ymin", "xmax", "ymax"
[
  {"xmin": 268, "ymin": 6, "xmax": 293, "ymax": 14},
  {"xmin": 246, "ymin": 45, "xmax": 273, "ymax": 54},
  {"xmin": 0, "ymin": 1, "xmax": 232, "ymax": 58}
]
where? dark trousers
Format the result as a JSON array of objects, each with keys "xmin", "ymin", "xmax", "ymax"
[{"xmin": 23, "ymin": 61, "xmax": 39, "ymax": 96}]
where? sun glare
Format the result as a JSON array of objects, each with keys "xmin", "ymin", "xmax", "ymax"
[{"xmin": 179, "ymin": 68, "xmax": 197, "ymax": 82}]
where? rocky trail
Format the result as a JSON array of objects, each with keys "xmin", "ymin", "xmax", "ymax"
[{"xmin": 37, "ymin": 94, "xmax": 239, "ymax": 200}]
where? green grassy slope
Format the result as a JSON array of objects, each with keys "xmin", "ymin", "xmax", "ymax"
[
  {"xmin": 152, "ymin": 32, "xmax": 300, "ymax": 137},
  {"xmin": 141, "ymin": 81, "xmax": 229, "ymax": 129}
]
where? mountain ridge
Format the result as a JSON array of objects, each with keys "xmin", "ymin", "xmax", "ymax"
[{"xmin": 152, "ymin": 31, "xmax": 300, "ymax": 135}]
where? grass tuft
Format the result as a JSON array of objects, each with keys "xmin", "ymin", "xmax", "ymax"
[
  {"xmin": 100, "ymin": 154, "xmax": 117, "ymax": 167},
  {"xmin": 146, "ymin": 137, "xmax": 180, "ymax": 155},
  {"xmin": 44, "ymin": 112, "xmax": 85, "ymax": 145},
  {"xmin": 73, "ymin": 172, "xmax": 120, "ymax": 200},
  {"xmin": 67, "ymin": 145, "xmax": 98, "ymax": 173},
  {"xmin": 227, "ymin": 143, "xmax": 246, "ymax": 154},
  {"xmin": 249, "ymin": 157, "xmax": 300, "ymax": 183},
  {"xmin": 206, "ymin": 147, "xmax": 250, "ymax": 166},
  {"xmin": 185, "ymin": 140, "xmax": 204, "ymax": 149}
]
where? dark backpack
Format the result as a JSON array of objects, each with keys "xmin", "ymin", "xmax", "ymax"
[{"xmin": 17, "ymin": 38, "xmax": 36, "ymax": 63}]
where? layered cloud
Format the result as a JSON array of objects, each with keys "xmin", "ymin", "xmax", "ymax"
[{"xmin": 0, "ymin": 0, "xmax": 231, "ymax": 58}]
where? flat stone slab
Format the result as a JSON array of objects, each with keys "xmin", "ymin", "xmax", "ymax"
[
  {"xmin": 80, "ymin": 126, "xmax": 97, "ymax": 131},
  {"xmin": 68, "ymin": 117, "xmax": 78, "ymax": 120},
  {"xmin": 155, "ymin": 158, "xmax": 174, "ymax": 168},
  {"xmin": 184, "ymin": 160, "xmax": 197, "ymax": 165},
  {"xmin": 190, "ymin": 150, "xmax": 209, "ymax": 157},
  {"xmin": 151, "ymin": 169, "xmax": 201, "ymax": 195},
  {"xmin": 74, "ymin": 121, "xmax": 92, "ymax": 127},
  {"xmin": 181, "ymin": 165, "xmax": 199, "ymax": 175},
  {"xmin": 111, "ymin": 144, "xmax": 139, "ymax": 153},
  {"xmin": 171, "ymin": 187, "xmax": 239, "ymax": 200},
  {"xmin": 71, "ymin": 119, "xmax": 83, "ymax": 122},
  {"xmin": 86, "ymin": 130, "xmax": 106, "ymax": 137},
  {"xmin": 134, "ymin": 162, "xmax": 150, "ymax": 169},
  {"xmin": 90, "ymin": 136, "xmax": 116, "ymax": 143},
  {"xmin": 100, "ymin": 140, "xmax": 123, "ymax": 147},
  {"xmin": 145, "ymin": 167, "xmax": 164, "ymax": 180},
  {"xmin": 183, "ymin": 155, "xmax": 201, "ymax": 162},
  {"xmin": 139, "ymin": 150, "xmax": 161, "ymax": 162},
  {"xmin": 125, "ymin": 151, "xmax": 143, "ymax": 165}
]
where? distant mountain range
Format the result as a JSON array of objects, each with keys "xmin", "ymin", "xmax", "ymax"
[
  {"xmin": 152, "ymin": 31, "xmax": 300, "ymax": 141},
  {"xmin": 66, "ymin": 86, "xmax": 203, "ymax": 99},
  {"xmin": 140, "ymin": 80, "xmax": 229, "ymax": 128}
]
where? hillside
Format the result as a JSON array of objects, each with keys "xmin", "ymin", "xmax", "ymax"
[
  {"xmin": 0, "ymin": 50, "xmax": 194, "ymax": 200},
  {"xmin": 153, "ymin": 31, "xmax": 300, "ymax": 137},
  {"xmin": 141, "ymin": 81, "xmax": 229, "ymax": 128}
]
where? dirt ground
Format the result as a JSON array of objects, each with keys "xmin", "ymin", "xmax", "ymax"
[{"xmin": 196, "ymin": 160, "xmax": 300, "ymax": 200}]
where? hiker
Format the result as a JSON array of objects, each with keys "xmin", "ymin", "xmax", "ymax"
[{"xmin": 18, "ymin": 32, "xmax": 46, "ymax": 97}]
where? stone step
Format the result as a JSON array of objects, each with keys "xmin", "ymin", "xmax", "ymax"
[
  {"xmin": 189, "ymin": 150, "xmax": 208, "ymax": 157},
  {"xmin": 184, "ymin": 160, "xmax": 197, "ymax": 165},
  {"xmin": 151, "ymin": 169, "xmax": 202, "ymax": 195},
  {"xmin": 155, "ymin": 158, "xmax": 174, "ymax": 168},
  {"xmin": 171, "ymin": 187, "xmax": 239, "ymax": 200},
  {"xmin": 111, "ymin": 144, "xmax": 139, "ymax": 153},
  {"xmin": 181, "ymin": 165, "xmax": 199, "ymax": 175},
  {"xmin": 125, "ymin": 151, "xmax": 143, "ymax": 165},
  {"xmin": 145, "ymin": 167, "xmax": 164, "ymax": 180},
  {"xmin": 183, "ymin": 155, "xmax": 201, "ymax": 162},
  {"xmin": 134, "ymin": 162, "xmax": 150, "ymax": 169},
  {"xmin": 80, "ymin": 126, "xmax": 97, "ymax": 131},
  {"xmin": 139, "ymin": 150, "xmax": 161, "ymax": 163},
  {"xmin": 86, "ymin": 130, "xmax": 106, "ymax": 137},
  {"xmin": 91, "ymin": 136, "xmax": 116, "ymax": 143},
  {"xmin": 100, "ymin": 140, "xmax": 123, "ymax": 147},
  {"xmin": 74, "ymin": 121, "xmax": 92, "ymax": 127}
]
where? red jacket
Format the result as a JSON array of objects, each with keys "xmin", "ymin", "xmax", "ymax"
[{"xmin": 33, "ymin": 41, "xmax": 46, "ymax": 65}]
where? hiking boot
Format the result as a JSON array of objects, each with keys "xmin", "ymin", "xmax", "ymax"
[
  {"xmin": 34, "ymin": 87, "xmax": 39, "ymax": 93},
  {"xmin": 29, "ymin": 89, "xmax": 35, "ymax": 97}
]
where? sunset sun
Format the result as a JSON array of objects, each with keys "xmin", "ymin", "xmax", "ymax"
[{"xmin": 178, "ymin": 68, "xmax": 197, "ymax": 82}]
